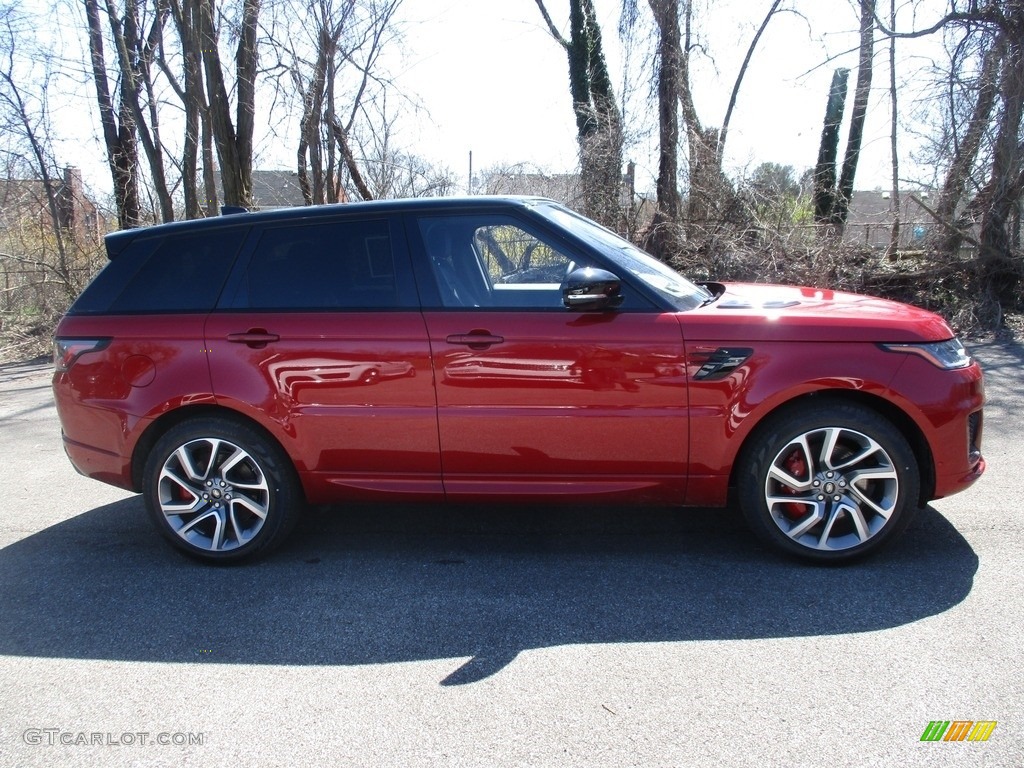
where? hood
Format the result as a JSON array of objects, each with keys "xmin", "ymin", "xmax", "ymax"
[{"xmin": 685, "ymin": 282, "xmax": 954, "ymax": 343}]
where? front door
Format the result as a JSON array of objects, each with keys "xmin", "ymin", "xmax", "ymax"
[{"xmin": 414, "ymin": 213, "xmax": 689, "ymax": 502}]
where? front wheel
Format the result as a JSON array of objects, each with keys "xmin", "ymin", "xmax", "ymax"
[
  {"xmin": 737, "ymin": 401, "xmax": 920, "ymax": 563},
  {"xmin": 142, "ymin": 417, "xmax": 302, "ymax": 563}
]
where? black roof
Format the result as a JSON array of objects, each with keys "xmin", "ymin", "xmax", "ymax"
[{"xmin": 103, "ymin": 196, "xmax": 558, "ymax": 257}]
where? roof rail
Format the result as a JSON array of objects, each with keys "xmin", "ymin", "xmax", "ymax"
[{"xmin": 220, "ymin": 205, "xmax": 249, "ymax": 216}]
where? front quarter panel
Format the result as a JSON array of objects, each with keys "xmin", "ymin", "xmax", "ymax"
[
  {"xmin": 682, "ymin": 338, "xmax": 908, "ymax": 506},
  {"xmin": 880, "ymin": 353, "xmax": 984, "ymax": 498}
]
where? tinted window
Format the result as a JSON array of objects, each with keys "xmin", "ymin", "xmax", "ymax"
[
  {"xmin": 237, "ymin": 219, "xmax": 410, "ymax": 310},
  {"xmin": 72, "ymin": 228, "xmax": 246, "ymax": 314}
]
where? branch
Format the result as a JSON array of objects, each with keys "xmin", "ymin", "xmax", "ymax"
[
  {"xmin": 909, "ymin": 193, "xmax": 981, "ymax": 248},
  {"xmin": 796, "ymin": 42, "xmax": 867, "ymax": 80},
  {"xmin": 873, "ymin": 8, "xmax": 1004, "ymax": 39},
  {"xmin": 719, "ymin": 0, "xmax": 783, "ymax": 158},
  {"xmin": 534, "ymin": 0, "xmax": 569, "ymax": 49},
  {"xmin": 0, "ymin": 251, "xmax": 70, "ymax": 277},
  {"xmin": 330, "ymin": 116, "xmax": 374, "ymax": 201}
]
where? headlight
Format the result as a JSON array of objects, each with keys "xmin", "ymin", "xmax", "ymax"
[{"xmin": 881, "ymin": 339, "xmax": 972, "ymax": 369}]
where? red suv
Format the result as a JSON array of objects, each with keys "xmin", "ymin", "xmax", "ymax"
[{"xmin": 52, "ymin": 198, "xmax": 985, "ymax": 563}]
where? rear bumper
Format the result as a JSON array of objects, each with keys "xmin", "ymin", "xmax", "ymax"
[
  {"xmin": 53, "ymin": 371, "xmax": 139, "ymax": 492},
  {"xmin": 61, "ymin": 432, "xmax": 135, "ymax": 491}
]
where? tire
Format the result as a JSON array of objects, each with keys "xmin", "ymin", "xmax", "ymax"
[
  {"xmin": 142, "ymin": 417, "xmax": 302, "ymax": 563},
  {"xmin": 736, "ymin": 400, "xmax": 920, "ymax": 563}
]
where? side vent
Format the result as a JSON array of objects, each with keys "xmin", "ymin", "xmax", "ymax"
[{"xmin": 693, "ymin": 347, "xmax": 754, "ymax": 380}]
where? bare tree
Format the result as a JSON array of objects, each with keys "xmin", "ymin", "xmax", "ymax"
[
  {"xmin": 835, "ymin": 0, "xmax": 876, "ymax": 230},
  {"xmin": 535, "ymin": 0, "xmax": 624, "ymax": 229},
  {"xmin": 159, "ymin": 0, "xmax": 219, "ymax": 218},
  {"xmin": 885, "ymin": 0, "xmax": 900, "ymax": 258},
  {"xmin": 100, "ymin": 0, "xmax": 174, "ymax": 222},
  {"xmin": 84, "ymin": 0, "xmax": 141, "ymax": 228},
  {"xmin": 627, "ymin": 0, "xmax": 783, "ymax": 257},
  {"xmin": 932, "ymin": 38, "xmax": 1003, "ymax": 253},
  {"xmin": 0, "ymin": 4, "xmax": 99, "ymax": 314},
  {"xmin": 814, "ymin": 0, "xmax": 876, "ymax": 233},
  {"xmin": 878, "ymin": 0, "xmax": 1024, "ymax": 305},
  {"xmin": 288, "ymin": 0, "xmax": 355, "ymax": 204},
  {"xmin": 348, "ymin": 98, "xmax": 455, "ymax": 199},
  {"xmin": 195, "ymin": 0, "xmax": 260, "ymax": 208},
  {"xmin": 267, "ymin": 0, "xmax": 404, "ymax": 204},
  {"xmin": 645, "ymin": 0, "xmax": 682, "ymax": 253}
]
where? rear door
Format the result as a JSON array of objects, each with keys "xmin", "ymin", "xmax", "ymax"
[
  {"xmin": 410, "ymin": 211, "xmax": 690, "ymax": 502},
  {"xmin": 205, "ymin": 214, "xmax": 442, "ymax": 501}
]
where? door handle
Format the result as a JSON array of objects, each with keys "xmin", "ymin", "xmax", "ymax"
[
  {"xmin": 227, "ymin": 330, "xmax": 280, "ymax": 348},
  {"xmin": 446, "ymin": 332, "xmax": 504, "ymax": 350}
]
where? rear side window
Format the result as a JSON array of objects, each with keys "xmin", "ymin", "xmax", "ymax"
[
  {"xmin": 72, "ymin": 228, "xmax": 246, "ymax": 314},
  {"xmin": 231, "ymin": 218, "xmax": 414, "ymax": 310}
]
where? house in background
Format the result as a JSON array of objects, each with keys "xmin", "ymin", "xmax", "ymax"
[
  {"xmin": 0, "ymin": 166, "xmax": 103, "ymax": 245},
  {"xmin": 211, "ymin": 170, "xmax": 309, "ymax": 212},
  {"xmin": 482, "ymin": 162, "xmax": 638, "ymax": 211},
  {"xmin": 844, "ymin": 190, "xmax": 942, "ymax": 249},
  {"xmin": 250, "ymin": 170, "xmax": 308, "ymax": 209}
]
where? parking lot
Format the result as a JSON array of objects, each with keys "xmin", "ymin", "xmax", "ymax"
[{"xmin": 0, "ymin": 340, "xmax": 1021, "ymax": 767}]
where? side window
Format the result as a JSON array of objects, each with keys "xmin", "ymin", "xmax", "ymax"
[
  {"xmin": 476, "ymin": 225, "xmax": 573, "ymax": 285},
  {"xmin": 71, "ymin": 229, "xmax": 246, "ymax": 314},
  {"xmin": 418, "ymin": 216, "xmax": 588, "ymax": 309},
  {"xmin": 239, "ymin": 218, "xmax": 411, "ymax": 310}
]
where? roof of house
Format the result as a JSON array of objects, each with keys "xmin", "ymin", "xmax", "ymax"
[{"xmin": 250, "ymin": 170, "xmax": 307, "ymax": 209}]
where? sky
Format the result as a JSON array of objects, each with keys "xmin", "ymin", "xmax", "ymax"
[
  {"xmin": 46, "ymin": 0, "xmax": 953, "ymax": 201},
  {"xmin": 363, "ymin": 0, "xmax": 951, "ymax": 196}
]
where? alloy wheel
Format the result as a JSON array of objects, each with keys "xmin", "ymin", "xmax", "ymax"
[
  {"xmin": 764, "ymin": 426, "xmax": 900, "ymax": 552},
  {"xmin": 156, "ymin": 437, "xmax": 271, "ymax": 553}
]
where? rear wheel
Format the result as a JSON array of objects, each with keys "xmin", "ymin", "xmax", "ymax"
[
  {"xmin": 737, "ymin": 401, "xmax": 920, "ymax": 563},
  {"xmin": 142, "ymin": 417, "xmax": 302, "ymax": 563}
]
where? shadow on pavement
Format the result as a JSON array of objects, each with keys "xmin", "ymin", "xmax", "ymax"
[{"xmin": 0, "ymin": 498, "xmax": 977, "ymax": 685}]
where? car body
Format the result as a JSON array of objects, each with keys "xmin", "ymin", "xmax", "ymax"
[{"xmin": 52, "ymin": 197, "xmax": 985, "ymax": 563}]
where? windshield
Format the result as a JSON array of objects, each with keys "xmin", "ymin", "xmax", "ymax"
[{"xmin": 537, "ymin": 203, "xmax": 713, "ymax": 310}]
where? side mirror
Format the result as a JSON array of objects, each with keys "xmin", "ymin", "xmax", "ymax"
[{"xmin": 561, "ymin": 267, "xmax": 624, "ymax": 311}]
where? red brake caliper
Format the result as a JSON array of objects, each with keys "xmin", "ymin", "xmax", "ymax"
[{"xmin": 780, "ymin": 450, "xmax": 808, "ymax": 519}]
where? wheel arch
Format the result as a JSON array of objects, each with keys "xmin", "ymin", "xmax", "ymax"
[
  {"xmin": 729, "ymin": 390, "xmax": 935, "ymax": 506},
  {"xmin": 130, "ymin": 404, "xmax": 301, "ymax": 498}
]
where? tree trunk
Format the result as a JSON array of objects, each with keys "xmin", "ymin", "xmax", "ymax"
[
  {"xmin": 976, "ymin": 33, "xmax": 1024, "ymax": 304},
  {"xmin": 103, "ymin": 0, "xmax": 174, "ymax": 222},
  {"xmin": 535, "ymin": 0, "xmax": 623, "ymax": 230},
  {"xmin": 812, "ymin": 69, "xmax": 849, "ymax": 228},
  {"xmin": 886, "ymin": 0, "xmax": 901, "ymax": 259},
  {"xmin": 833, "ymin": 0, "xmax": 876, "ymax": 233},
  {"xmin": 84, "ymin": 0, "xmax": 140, "ymax": 229},
  {"xmin": 642, "ymin": 0, "xmax": 684, "ymax": 261},
  {"xmin": 197, "ymin": 0, "xmax": 259, "ymax": 208},
  {"xmin": 168, "ymin": 0, "xmax": 206, "ymax": 219},
  {"xmin": 932, "ymin": 39, "xmax": 1003, "ymax": 255},
  {"xmin": 331, "ymin": 118, "xmax": 374, "ymax": 201}
]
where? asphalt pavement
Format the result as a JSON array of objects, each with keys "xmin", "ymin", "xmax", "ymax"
[{"xmin": 0, "ymin": 341, "xmax": 1021, "ymax": 767}]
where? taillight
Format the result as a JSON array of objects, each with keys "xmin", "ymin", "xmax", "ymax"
[{"xmin": 54, "ymin": 338, "xmax": 110, "ymax": 372}]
